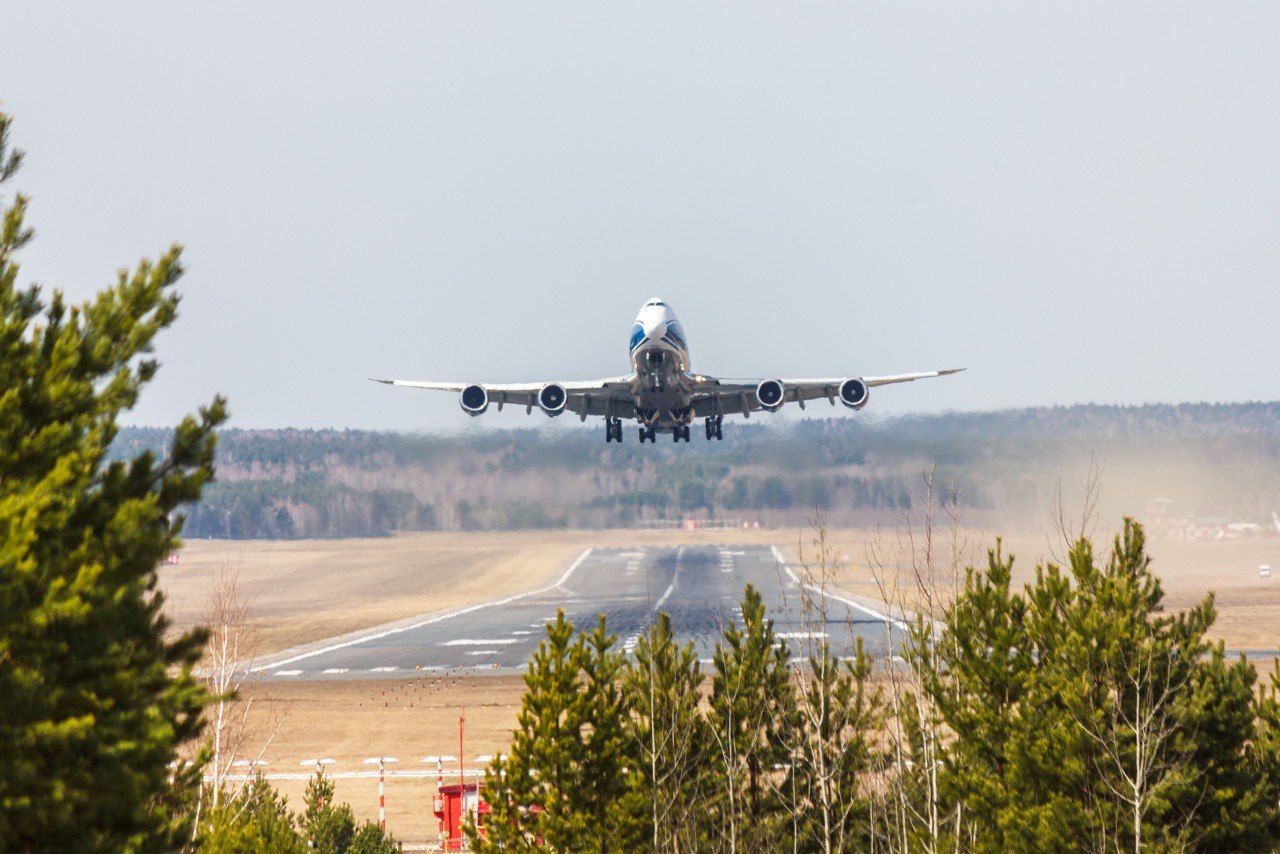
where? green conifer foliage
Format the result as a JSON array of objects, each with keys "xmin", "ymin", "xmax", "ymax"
[
  {"xmin": 926, "ymin": 519, "xmax": 1280, "ymax": 851},
  {"xmin": 708, "ymin": 583, "xmax": 795, "ymax": 851},
  {"xmin": 786, "ymin": 635, "xmax": 881, "ymax": 853},
  {"xmin": 0, "ymin": 110, "xmax": 227, "ymax": 848},
  {"xmin": 301, "ymin": 771, "xmax": 356, "ymax": 853},
  {"xmin": 626, "ymin": 610, "xmax": 710, "ymax": 852},
  {"xmin": 928, "ymin": 542, "xmax": 1034, "ymax": 849},
  {"xmin": 199, "ymin": 780, "xmax": 306, "ymax": 854},
  {"xmin": 473, "ymin": 610, "xmax": 643, "ymax": 852}
]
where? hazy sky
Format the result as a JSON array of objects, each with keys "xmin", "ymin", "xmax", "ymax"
[{"xmin": 3, "ymin": 3, "xmax": 1277, "ymax": 431}]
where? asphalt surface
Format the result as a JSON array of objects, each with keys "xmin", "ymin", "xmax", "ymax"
[{"xmin": 250, "ymin": 545, "xmax": 908, "ymax": 682}]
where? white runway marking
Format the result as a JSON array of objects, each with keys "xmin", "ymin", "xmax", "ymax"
[
  {"xmin": 653, "ymin": 546, "xmax": 685, "ymax": 611},
  {"xmin": 251, "ymin": 548, "xmax": 594, "ymax": 672},
  {"xmin": 466, "ymin": 650, "xmax": 498, "ymax": 656},
  {"xmin": 771, "ymin": 546, "xmax": 908, "ymax": 631},
  {"xmin": 777, "ymin": 631, "xmax": 828, "ymax": 639},
  {"xmin": 274, "ymin": 669, "xmax": 303, "ymax": 676},
  {"xmin": 442, "ymin": 639, "xmax": 519, "ymax": 646},
  {"xmin": 370, "ymin": 666, "xmax": 398, "ymax": 673},
  {"xmin": 511, "ymin": 630, "xmax": 532, "ymax": 636},
  {"xmin": 322, "ymin": 668, "xmax": 349, "ymax": 674}
]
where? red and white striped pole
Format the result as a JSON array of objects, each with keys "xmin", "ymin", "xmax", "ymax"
[
  {"xmin": 363, "ymin": 757, "xmax": 398, "ymax": 832},
  {"xmin": 437, "ymin": 757, "xmax": 444, "ymax": 849}
]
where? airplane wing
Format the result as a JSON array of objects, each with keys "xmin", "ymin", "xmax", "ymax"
[
  {"xmin": 687, "ymin": 369, "xmax": 965, "ymax": 417},
  {"xmin": 372, "ymin": 377, "xmax": 637, "ymax": 420}
]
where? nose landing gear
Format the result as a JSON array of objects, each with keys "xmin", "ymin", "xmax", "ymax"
[
  {"xmin": 604, "ymin": 418, "xmax": 623, "ymax": 443},
  {"xmin": 704, "ymin": 416, "xmax": 723, "ymax": 441}
]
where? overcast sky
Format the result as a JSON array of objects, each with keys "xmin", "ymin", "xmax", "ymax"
[{"xmin": 3, "ymin": 3, "xmax": 1277, "ymax": 431}]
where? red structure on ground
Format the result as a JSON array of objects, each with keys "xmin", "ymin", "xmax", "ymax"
[{"xmin": 434, "ymin": 783, "xmax": 487, "ymax": 850}]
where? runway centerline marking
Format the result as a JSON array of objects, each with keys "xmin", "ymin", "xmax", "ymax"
[{"xmin": 250, "ymin": 548, "xmax": 594, "ymax": 672}]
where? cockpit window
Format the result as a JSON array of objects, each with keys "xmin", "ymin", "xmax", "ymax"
[{"xmin": 645, "ymin": 299, "xmax": 666, "ymax": 307}]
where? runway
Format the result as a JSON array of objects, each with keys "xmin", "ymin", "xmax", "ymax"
[{"xmin": 250, "ymin": 545, "xmax": 907, "ymax": 681}]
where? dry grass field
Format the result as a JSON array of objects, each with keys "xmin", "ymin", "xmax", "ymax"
[{"xmin": 165, "ymin": 526, "xmax": 1279, "ymax": 844}]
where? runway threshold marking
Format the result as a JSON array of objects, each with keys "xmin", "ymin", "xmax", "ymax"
[
  {"xmin": 249, "ymin": 548, "xmax": 595, "ymax": 672},
  {"xmin": 771, "ymin": 546, "xmax": 908, "ymax": 631}
]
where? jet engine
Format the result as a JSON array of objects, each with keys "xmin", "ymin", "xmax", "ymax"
[
  {"xmin": 459, "ymin": 384, "xmax": 489, "ymax": 416},
  {"xmin": 839, "ymin": 378, "xmax": 870, "ymax": 410},
  {"xmin": 538, "ymin": 383, "xmax": 568, "ymax": 416},
  {"xmin": 755, "ymin": 379, "xmax": 786, "ymax": 412}
]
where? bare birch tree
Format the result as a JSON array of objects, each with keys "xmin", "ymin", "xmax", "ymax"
[{"xmin": 194, "ymin": 560, "xmax": 287, "ymax": 835}]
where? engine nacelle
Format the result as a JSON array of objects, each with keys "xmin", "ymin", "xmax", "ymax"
[
  {"xmin": 538, "ymin": 382, "xmax": 568, "ymax": 416},
  {"xmin": 755, "ymin": 379, "xmax": 785, "ymax": 412},
  {"xmin": 459, "ymin": 384, "xmax": 489, "ymax": 416},
  {"xmin": 839, "ymin": 378, "xmax": 870, "ymax": 410}
]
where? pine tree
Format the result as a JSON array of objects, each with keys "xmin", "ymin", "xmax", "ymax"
[
  {"xmin": 0, "ymin": 111, "xmax": 226, "ymax": 848},
  {"xmin": 625, "ymin": 610, "xmax": 710, "ymax": 852},
  {"xmin": 924, "ymin": 519, "xmax": 1280, "ymax": 851},
  {"xmin": 199, "ymin": 780, "xmax": 306, "ymax": 854},
  {"xmin": 707, "ymin": 584, "xmax": 795, "ymax": 852},
  {"xmin": 786, "ymin": 636, "xmax": 881, "ymax": 853},
  {"xmin": 473, "ymin": 610, "xmax": 642, "ymax": 852},
  {"xmin": 926, "ymin": 542, "xmax": 1033, "ymax": 850},
  {"xmin": 300, "ymin": 770, "xmax": 356, "ymax": 853}
]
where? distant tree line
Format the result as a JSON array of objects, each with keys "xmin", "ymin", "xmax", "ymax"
[
  {"xmin": 114, "ymin": 400, "xmax": 1280, "ymax": 539},
  {"xmin": 469, "ymin": 520, "xmax": 1280, "ymax": 851}
]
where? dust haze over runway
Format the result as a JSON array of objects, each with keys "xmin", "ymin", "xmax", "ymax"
[{"xmin": 251, "ymin": 545, "xmax": 906, "ymax": 681}]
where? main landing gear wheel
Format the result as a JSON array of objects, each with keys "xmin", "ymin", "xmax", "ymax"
[
  {"xmin": 704, "ymin": 416, "xmax": 723, "ymax": 441},
  {"xmin": 604, "ymin": 418, "xmax": 623, "ymax": 443},
  {"xmin": 638, "ymin": 426, "xmax": 656, "ymax": 443},
  {"xmin": 672, "ymin": 425, "xmax": 691, "ymax": 443}
]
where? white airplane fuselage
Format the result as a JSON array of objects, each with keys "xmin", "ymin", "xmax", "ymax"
[{"xmin": 628, "ymin": 299, "xmax": 699, "ymax": 431}]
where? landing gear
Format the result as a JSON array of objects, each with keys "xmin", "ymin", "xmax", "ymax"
[
  {"xmin": 604, "ymin": 418, "xmax": 623, "ymax": 443},
  {"xmin": 704, "ymin": 416, "xmax": 723, "ymax": 441},
  {"xmin": 638, "ymin": 426, "xmax": 656, "ymax": 443},
  {"xmin": 672, "ymin": 424, "xmax": 691, "ymax": 443}
]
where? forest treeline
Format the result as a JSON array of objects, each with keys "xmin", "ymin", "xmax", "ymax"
[
  {"xmin": 468, "ymin": 520, "xmax": 1280, "ymax": 851},
  {"xmin": 114, "ymin": 401, "xmax": 1280, "ymax": 539}
]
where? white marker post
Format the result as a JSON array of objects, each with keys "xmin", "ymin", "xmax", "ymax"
[{"xmin": 363, "ymin": 757, "xmax": 398, "ymax": 831}]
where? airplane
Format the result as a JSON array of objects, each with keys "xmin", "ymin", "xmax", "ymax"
[{"xmin": 374, "ymin": 298, "xmax": 964, "ymax": 443}]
